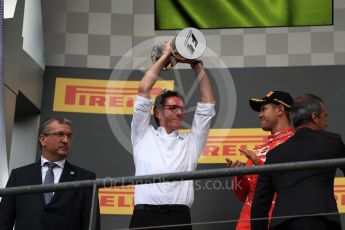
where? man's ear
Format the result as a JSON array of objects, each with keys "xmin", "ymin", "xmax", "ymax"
[
  {"xmin": 311, "ymin": 112, "xmax": 319, "ymax": 124},
  {"xmin": 276, "ymin": 104, "xmax": 285, "ymax": 115},
  {"xmin": 38, "ymin": 134, "xmax": 46, "ymax": 147},
  {"xmin": 154, "ymin": 108, "xmax": 162, "ymax": 120}
]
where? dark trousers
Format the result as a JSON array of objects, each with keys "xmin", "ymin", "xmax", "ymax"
[
  {"xmin": 129, "ymin": 204, "xmax": 192, "ymax": 230},
  {"xmin": 271, "ymin": 217, "xmax": 341, "ymax": 230}
]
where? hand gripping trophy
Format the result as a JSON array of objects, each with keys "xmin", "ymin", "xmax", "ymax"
[{"xmin": 151, "ymin": 27, "xmax": 207, "ymax": 69}]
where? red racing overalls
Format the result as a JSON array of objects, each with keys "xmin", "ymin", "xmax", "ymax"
[{"xmin": 232, "ymin": 128, "xmax": 294, "ymax": 230}]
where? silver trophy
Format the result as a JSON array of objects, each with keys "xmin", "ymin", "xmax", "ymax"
[{"xmin": 151, "ymin": 27, "xmax": 206, "ymax": 69}]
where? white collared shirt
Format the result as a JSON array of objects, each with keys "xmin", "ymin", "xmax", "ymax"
[
  {"xmin": 41, "ymin": 156, "xmax": 65, "ymax": 184},
  {"xmin": 131, "ymin": 96, "xmax": 215, "ymax": 207}
]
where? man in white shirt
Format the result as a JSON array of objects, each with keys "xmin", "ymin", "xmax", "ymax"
[{"xmin": 130, "ymin": 41, "xmax": 216, "ymax": 229}]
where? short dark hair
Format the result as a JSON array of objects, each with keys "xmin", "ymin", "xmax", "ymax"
[
  {"xmin": 38, "ymin": 117, "xmax": 72, "ymax": 148},
  {"xmin": 153, "ymin": 90, "xmax": 184, "ymax": 126},
  {"xmin": 290, "ymin": 94, "xmax": 324, "ymax": 128}
]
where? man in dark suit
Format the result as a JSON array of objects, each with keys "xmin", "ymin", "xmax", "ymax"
[
  {"xmin": 0, "ymin": 117, "xmax": 100, "ymax": 230},
  {"xmin": 251, "ymin": 94, "xmax": 345, "ymax": 230}
]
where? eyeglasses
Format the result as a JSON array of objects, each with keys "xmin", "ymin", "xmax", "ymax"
[
  {"xmin": 163, "ymin": 105, "xmax": 185, "ymax": 112},
  {"xmin": 44, "ymin": 132, "xmax": 74, "ymax": 141}
]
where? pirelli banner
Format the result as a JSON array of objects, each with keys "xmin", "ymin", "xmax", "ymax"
[
  {"xmin": 41, "ymin": 66, "xmax": 345, "ymax": 229},
  {"xmin": 53, "ymin": 78, "xmax": 174, "ymax": 114}
]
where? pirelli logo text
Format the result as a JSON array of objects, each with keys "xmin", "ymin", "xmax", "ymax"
[
  {"xmin": 99, "ymin": 186, "xmax": 134, "ymax": 215},
  {"xmin": 198, "ymin": 129, "xmax": 269, "ymax": 164},
  {"xmin": 53, "ymin": 78, "xmax": 174, "ymax": 114}
]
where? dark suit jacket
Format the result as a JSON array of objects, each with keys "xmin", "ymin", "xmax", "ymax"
[
  {"xmin": 0, "ymin": 161, "xmax": 100, "ymax": 230},
  {"xmin": 251, "ymin": 127, "xmax": 345, "ymax": 230}
]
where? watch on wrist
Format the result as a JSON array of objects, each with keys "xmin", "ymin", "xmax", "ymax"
[{"xmin": 190, "ymin": 60, "xmax": 203, "ymax": 68}]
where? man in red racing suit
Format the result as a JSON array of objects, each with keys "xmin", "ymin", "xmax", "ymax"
[{"xmin": 227, "ymin": 91, "xmax": 295, "ymax": 230}]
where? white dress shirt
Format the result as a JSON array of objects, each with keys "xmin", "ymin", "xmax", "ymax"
[
  {"xmin": 41, "ymin": 156, "xmax": 65, "ymax": 184},
  {"xmin": 131, "ymin": 96, "xmax": 215, "ymax": 207}
]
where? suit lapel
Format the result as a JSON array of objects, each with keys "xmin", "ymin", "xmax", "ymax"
[
  {"xmin": 58, "ymin": 161, "xmax": 76, "ymax": 183},
  {"xmin": 33, "ymin": 161, "xmax": 44, "ymax": 185},
  {"xmin": 32, "ymin": 161, "xmax": 46, "ymax": 207},
  {"xmin": 49, "ymin": 161, "xmax": 76, "ymax": 204}
]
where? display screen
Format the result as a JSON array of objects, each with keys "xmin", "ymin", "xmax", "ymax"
[{"xmin": 155, "ymin": 0, "xmax": 333, "ymax": 30}]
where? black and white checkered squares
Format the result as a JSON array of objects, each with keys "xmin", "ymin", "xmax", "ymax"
[{"xmin": 42, "ymin": 0, "xmax": 345, "ymax": 69}]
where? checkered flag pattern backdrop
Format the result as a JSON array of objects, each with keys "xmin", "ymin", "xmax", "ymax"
[{"xmin": 42, "ymin": 0, "xmax": 345, "ymax": 69}]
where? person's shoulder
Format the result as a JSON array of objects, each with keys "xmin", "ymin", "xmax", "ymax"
[
  {"xmin": 296, "ymin": 128, "xmax": 344, "ymax": 146},
  {"xmin": 296, "ymin": 128, "xmax": 339, "ymax": 138},
  {"xmin": 321, "ymin": 130, "xmax": 341, "ymax": 137},
  {"xmin": 12, "ymin": 162, "xmax": 39, "ymax": 173},
  {"xmin": 320, "ymin": 130, "xmax": 343, "ymax": 142},
  {"xmin": 67, "ymin": 162, "xmax": 96, "ymax": 178},
  {"xmin": 73, "ymin": 165, "xmax": 96, "ymax": 177},
  {"xmin": 7, "ymin": 162, "xmax": 40, "ymax": 180}
]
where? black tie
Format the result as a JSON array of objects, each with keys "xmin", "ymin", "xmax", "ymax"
[{"xmin": 43, "ymin": 162, "xmax": 57, "ymax": 204}]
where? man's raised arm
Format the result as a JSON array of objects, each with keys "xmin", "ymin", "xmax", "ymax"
[
  {"xmin": 191, "ymin": 61, "xmax": 215, "ymax": 104},
  {"xmin": 138, "ymin": 42, "xmax": 173, "ymax": 99}
]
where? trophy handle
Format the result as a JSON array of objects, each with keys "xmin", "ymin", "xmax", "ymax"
[
  {"xmin": 150, "ymin": 28, "xmax": 206, "ymax": 69},
  {"xmin": 150, "ymin": 43, "xmax": 176, "ymax": 70}
]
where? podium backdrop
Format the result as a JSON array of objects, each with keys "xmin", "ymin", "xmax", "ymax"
[{"xmin": 41, "ymin": 65, "xmax": 345, "ymax": 229}]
